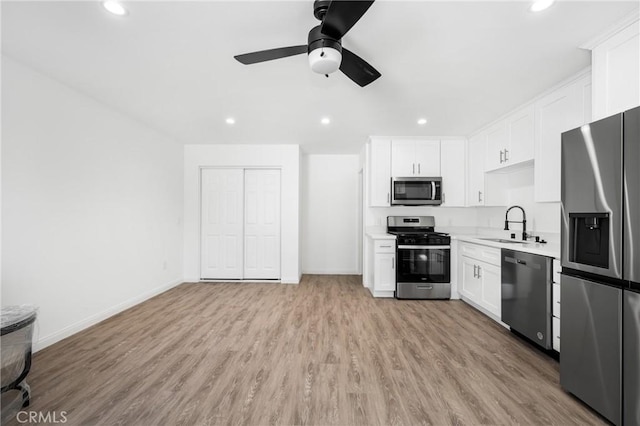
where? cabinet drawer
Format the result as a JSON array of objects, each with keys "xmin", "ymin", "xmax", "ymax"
[
  {"xmin": 552, "ymin": 283, "xmax": 561, "ymax": 318},
  {"xmin": 479, "ymin": 247, "xmax": 501, "ymax": 266},
  {"xmin": 460, "ymin": 242, "xmax": 500, "ymax": 265},
  {"xmin": 552, "ymin": 316, "xmax": 561, "ymax": 352},
  {"xmin": 460, "ymin": 242, "xmax": 481, "ymax": 258},
  {"xmin": 374, "ymin": 240, "xmax": 396, "ymax": 253},
  {"xmin": 553, "ymin": 259, "xmax": 561, "ymax": 283}
]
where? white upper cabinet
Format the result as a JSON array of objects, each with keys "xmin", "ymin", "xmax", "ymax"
[
  {"xmin": 507, "ymin": 105, "xmax": 535, "ymax": 165},
  {"xmin": 534, "ymin": 73, "xmax": 591, "ymax": 202},
  {"xmin": 467, "ymin": 133, "xmax": 486, "ymax": 206},
  {"xmin": 414, "ymin": 140, "xmax": 441, "ymax": 176},
  {"xmin": 590, "ymin": 18, "xmax": 640, "ymax": 119},
  {"xmin": 390, "ymin": 140, "xmax": 416, "ymax": 176},
  {"xmin": 391, "ymin": 140, "xmax": 441, "ymax": 177},
  {"xmin": 369, "ymin": 138, "xmax": 391, "ymax": 207},
  {"xmin": 440, "ymin": 139, "xmax": 466, "ymax": 207},
  {"xmin": 485, "ymin": 121, "xmax": 508, "ymax": 171},
  {"xmin": 485, "ymin": 105, "xmax": 535, "ymax": 171}
]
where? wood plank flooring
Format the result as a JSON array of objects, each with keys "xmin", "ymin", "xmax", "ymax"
[{"xmin": 10, "ymin": 275, "xmax": 605, "ymax": 425}]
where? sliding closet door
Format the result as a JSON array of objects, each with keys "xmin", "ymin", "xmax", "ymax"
[
  {"xmin": 244, "ymin": 169, "xmax": 281, "ymax": 279},
  {"xmin": 200, "ymin": 169, "xmax": 244, "ymax": 279}
]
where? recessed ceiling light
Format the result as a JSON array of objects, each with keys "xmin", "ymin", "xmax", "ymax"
[
  {"xmin": 417, "ymin": 118, "xmax": 428, "ymax": 125},
  {"xmin": 321, "ymin": 117, "xmax": 331, "ymax": 125},
  {"xmin": 225, "ymin": 117, "xmax": 236, "ymax": 125},
  {"xmin": 530, "ymin": 0, "xmax": 554, "ymax": 12},
  {"xmin": 102, "ymin": 1, "xmax": 128, "ymax": 16}
]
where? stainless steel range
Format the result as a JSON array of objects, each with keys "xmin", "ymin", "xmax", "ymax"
[{"xmin": 387, "ymin": 216, "xmax": 451, "ymax": 299}]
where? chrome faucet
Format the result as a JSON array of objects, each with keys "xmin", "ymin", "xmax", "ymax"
[{"xmin": 504, "ymin": 205, "xmax": 528, "ymax": 241}]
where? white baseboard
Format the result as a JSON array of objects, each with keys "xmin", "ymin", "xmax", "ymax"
[
  {"xmin": 34, "ymin": 278, "xmax": 183, "ymax": 352},
  {"xmin": 301, "ymin": 270, "xmax": 360, "ymax": 275}
]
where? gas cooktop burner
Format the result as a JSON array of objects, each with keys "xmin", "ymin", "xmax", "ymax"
[
  {"xmin": 389, "ymin": 231, "xmax": 449, "ymax": 237},
  {"xmin": 386, "ymin": 216, "xmax": 450, "ymax": 246}
]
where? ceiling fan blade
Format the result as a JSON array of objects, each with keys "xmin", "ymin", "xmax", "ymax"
[
  {"xmin": 234, "ymin": 45, "xmax": 307, "ymax": 65},
  {"xmin": 339, "ymin": 47, "xmax": 381, "ymax": 87},
  {"xmin": 320, "ymin": 1, "xmax": 375, "ymax": 40}
]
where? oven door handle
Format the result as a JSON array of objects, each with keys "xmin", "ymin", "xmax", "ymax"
[{"xmin": 397, "ymin": 245, "xmax": 451, "ymax": 249}]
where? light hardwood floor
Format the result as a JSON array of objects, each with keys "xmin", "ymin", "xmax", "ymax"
[{"xmin": 13, "ymin": 275, "xmax": 604, "ymax": 425}]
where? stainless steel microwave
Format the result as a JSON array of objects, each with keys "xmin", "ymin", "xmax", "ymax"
[{"xmin": 391, "ymin": 177, "xmax": 442, "ymax": 206}]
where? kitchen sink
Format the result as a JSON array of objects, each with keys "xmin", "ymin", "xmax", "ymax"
[{"xmin": 478, "ymin": 237, "xmax": 528, "ymax": 244}]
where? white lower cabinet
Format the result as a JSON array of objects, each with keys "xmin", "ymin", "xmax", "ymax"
[
  {"xmin": 374, "ymin": 253, "xmax": 395, "ymax": 292},
  {"xmin": 458, "ymin": 242, "xmax": 502, "ymax": 320},
  {"xmin": 369, "ymin": 237, "xmax": 396, "ymax": 297}
]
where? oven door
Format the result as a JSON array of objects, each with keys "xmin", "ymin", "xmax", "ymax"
[
  {"xmin": 396, "ymin": 245, "xmax": 451, "ymax": 283},
  {"xmin": 391, "ymin": 177, "xmax": 442, "ymax": 205}
]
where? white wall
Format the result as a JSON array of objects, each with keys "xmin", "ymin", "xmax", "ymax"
[
  {"xmin": 183, "ymin": 144, "xmax": 300, "ymax": 283},
  {"xmin": 1, "ymin": 56, "xmax": 184, "ymax": 350},
  {"xmin": 301, "ymin": 154, "xmax": 359, "ymax": 274}
]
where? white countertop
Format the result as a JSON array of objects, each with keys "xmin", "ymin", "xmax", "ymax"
[
  {"xmin": 453, "ymin": 235, "xmax": 560, "ymax": 259},
  {"xmin": 366, "ymin": 229, "xmax": 560, "ymax": 259},
  {"xmin": 366, "ymin": 231, "xmax": 397, "ymax": 240}
]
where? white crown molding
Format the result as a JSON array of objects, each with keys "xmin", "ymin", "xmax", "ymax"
[{"xmin": 580, "ymin": 10, "xmax": 640, "ymax": 50}]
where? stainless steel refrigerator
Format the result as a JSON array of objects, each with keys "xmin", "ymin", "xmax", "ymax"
[{"xmin": 560, "ymin": 105, "xmax": 639, "ymax": 426}]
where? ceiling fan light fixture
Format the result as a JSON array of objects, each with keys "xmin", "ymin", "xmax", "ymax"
[{"xmin": 308, "ymin": 47, "xmax": 342, "ymax": 75}]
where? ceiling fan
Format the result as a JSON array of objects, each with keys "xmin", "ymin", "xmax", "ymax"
[{"xmin": 234, "ymin": 0, "xmax": 381, "ymax": 87}]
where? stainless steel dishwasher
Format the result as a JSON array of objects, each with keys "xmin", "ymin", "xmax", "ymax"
[{"xmin": 501, "ymin": 249, "xmax": 552, "ymax": 349}]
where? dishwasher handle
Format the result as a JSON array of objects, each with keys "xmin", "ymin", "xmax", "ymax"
[{"xmin": 504, "ymin": 255, "xmax": 542, "ymax": 270}]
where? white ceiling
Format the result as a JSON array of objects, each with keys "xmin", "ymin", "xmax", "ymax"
[{"xmin": 2, "ymin": 1, "xmax": 638, "ymax": 154}]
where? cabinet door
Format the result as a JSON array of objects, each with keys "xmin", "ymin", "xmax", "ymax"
[
  {"xmin": 201, "ymin": 168, "xmax": 244, "ymax": 280},
  {"xmin": 391, "ymin": 140, "xmax": 416, "ymax": 176},
  {"xmin": 244, "ymin": 169, "xmax": 281, "ymax": 280},
  {"xmin": 374, "ymin": 253, "xmax": 396, "ymax": 292},
  {"xmin": 485, "ymin": 122, "xmax": 508, "ymax": 171},
  {"xmin": 460, "ymin": 256, "xmax": 481, "ymax": 302},
  {"xmin": 592, "ymin": 20, "xmax": 640, "ymax": 120},
  {"xmin": 369, "ymin": 139, "xmax": 391, "ymax": 206},
  {"xmin": 507, "ymin": 105, "xmax": 535, "ymax": 165},
  {"xmin": 479, "ymin": 262, "xmax": 501, "ymax": 318},
  {"xmin": 534, "ymin": 81, "xmax": 584, "ymax": 202},
  {"xmin": 466, "ymin": 133, "xmax": 486, "ymax": 206},
  {"xmin": 440, "ymin": 139, "xmax": 466, "ymax": 206},
  {"xmin": 414, "ymin": 140, "xmax": 441, "ymax": 176}
]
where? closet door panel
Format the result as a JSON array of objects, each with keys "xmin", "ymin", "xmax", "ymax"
[
  {"xmin": 200, "ymin": 169, "xmax": 244, "ymax": 279},
  {"xmin": 244, "ymin": 170, "xmax": 281, "ymax": 279}
]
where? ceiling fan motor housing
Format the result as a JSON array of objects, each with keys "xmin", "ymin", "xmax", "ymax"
[
  {"xmin": 307, "ymin": 25, "xmax": 342, "ymax": 75},
  {"xmin": 313, "ymin": 0, "xmax": 331, "ymax": 20}
]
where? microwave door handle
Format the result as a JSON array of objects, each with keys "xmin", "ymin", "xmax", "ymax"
[{"xmin": 431, "ymin": 181, "xmax": 436, "ymax": 200}]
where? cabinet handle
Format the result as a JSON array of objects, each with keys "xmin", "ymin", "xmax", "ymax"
[
  {"xmin": 478, "ymin": 191, "xmax": 483, "ymax": 202},
  {"xmin": 380, "ymin": 245, "xmax": 392, "ymax": 248},
  {"xmin": 442, "ymin": 193, "xmax": 446, "ymax": 204},
  {"xmin": 387, "ymin": 193, "xmax": 390, "ymax": 204},
  {"xmin": 477, "ymin": 266, "xmax": 482, "ymax": 278},
  {"xmin": 473, "ymin": 265, "xmax": 477, "ymax": 278},
  {"xmin": 418, "ymin": 163, "xmax": 421, "ymax": 174},
  {"xmin": 413, "ymin": 163, "xmax": 415, "ymax": 174},
  {"xmin": 500, "ymin": 150, "xmax": 504, "ymax": 164},
  {"xmin": 392, "ymin": 257, "xmax": 395, "ymax": 269},
  {"xmin": 504, "ymin": 149, "xmax": 509, "ymax": 161}
]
